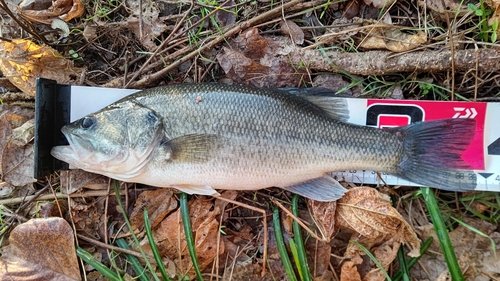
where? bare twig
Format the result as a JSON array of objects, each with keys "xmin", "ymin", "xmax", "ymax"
[
  {"xmin": 0, "ymin": 189, "xmax": 135, "ymax": 205},
  {"xmin": 295, "ymin": 48, "xmax": 500, "ymax": 76}
]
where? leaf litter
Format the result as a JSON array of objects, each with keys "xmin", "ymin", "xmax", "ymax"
[{"xmin": 1, "ymin": 0, "xmax": 500, "ymax": 280}]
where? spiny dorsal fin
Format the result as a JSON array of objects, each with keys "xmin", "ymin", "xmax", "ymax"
[{"xmin": 281, "ymin": 87, "xmax": 350, "ymax": 122}]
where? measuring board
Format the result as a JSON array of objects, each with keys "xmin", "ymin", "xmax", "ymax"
[
  {"xmin": 333, "ymin": 99, "xmax": 500, "ymax": 191},
  {"xmin": 35, "ymin": 79, "xmax": 500, "ymax": 191}
]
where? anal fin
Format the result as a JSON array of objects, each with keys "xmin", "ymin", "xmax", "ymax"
[
  {"xmin": 284, "ymin": 176, "xmax": 347, "ymax": 202},
  {"xmin": 171, "ymin": 184, "xmax": 221, "ymax": 196}
]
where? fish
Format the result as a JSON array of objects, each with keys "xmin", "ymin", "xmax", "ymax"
[{"xmin": 51, "ymin": 83, "xmax": 477, "ymax": 201}]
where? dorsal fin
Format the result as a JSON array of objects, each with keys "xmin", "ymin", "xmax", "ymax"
[{"xmin": 280, "ymin": 87, "xmax": 350, "ymax": 122}]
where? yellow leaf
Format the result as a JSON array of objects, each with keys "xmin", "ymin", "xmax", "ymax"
[{"xmin": 0, "ymin": 39, "xmax": 83, "ymax": 96}]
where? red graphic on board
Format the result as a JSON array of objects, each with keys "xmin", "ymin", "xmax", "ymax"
[{"xmin": 367, "ymin": 100, "xmax": 486, "ymax": 170}]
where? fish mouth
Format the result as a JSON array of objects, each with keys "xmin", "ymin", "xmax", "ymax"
[{"xmin": 51, "ymin": 127, "xmax": 96, "ymax": 165}]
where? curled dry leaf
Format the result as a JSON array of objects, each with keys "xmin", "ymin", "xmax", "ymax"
[
  {"xmin": 307, "ymin": 198, "xmax": 337, "ymax": 241},
  {"xmin": 0, "ymin": 105, "xmax": 36, "ymax": 194},
  {"xmin": 216, "ymin": 27, "xmax": 308, "ymax": 88},
  {"xmin": 0, "ymin": 39, "xmax": 84, "ymax": 96},
  {"xmin": 142, "ymin": 198, "xmax": 224, "ymax": 279},
  {"xmin": 335, "ymin": 187, "xmax": 421, "ymax": 257},
  {"xmin": 130, "ymin": 189, "xmax": 177, "ymax": 232},
  {"xmin": 19, "ymin": 0, "xmax": 84, "ymax": 24},
  {"xmin": 359, "ymin": 24, "xmax": 427, "ymax": 52},
  {"xmin": 0, "ymin": 218, "xmax": 81, "ymax": 280}
]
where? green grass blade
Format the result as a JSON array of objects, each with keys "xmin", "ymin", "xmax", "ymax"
[
  {"xmin": 144, "ymin": 209, "xmax": 172, "ymax": 281},
  {"xmin": 450, "ymin": 216, "xmax": 497, "ymax": 258},
  {"xmin": 396, "ymin": 246, "xmax": 410, "ymax": 281},
  {"xmin": 393, "ymin": 237, "xmax": 433, "ymax": 281},
  {"xmin": 77, "ymin": 246, "xmax": 122, "ymax": 281},
  {"xmin": 113, "ymin": 181, "xmax": 161, "ymax": 281},
  {"xmin": 421, "ymin": 187, "xmax": 464, "ymax": 281},
  {"xmin": 349, "ymin": 240, "xmax": 392, "ymax": 281},
  {"xmin": 273, "ymin": 206, "xmax": 298, "ymax": 281},
  {"xmin": 116, "ymin": 238, "xmax": 149, "ymax": 281},
  {"xmin": 179, "ymin": 193, "xmax": 203, "ymax": 281},
  {"xmin": 292, "ymin": 195, "xmax": 312, "ymax": 281}
]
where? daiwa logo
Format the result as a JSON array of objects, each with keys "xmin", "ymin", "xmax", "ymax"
[
  {"xmin": 453, "ymin": 107, "xmax": 477, "ymax": 118},
  {"xmin": 366, "ymin": 104, "xmax": 425, "ymax": 128}
]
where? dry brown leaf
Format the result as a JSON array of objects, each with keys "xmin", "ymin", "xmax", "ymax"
[
  {"xmin": 307, "ymin": 199, "xmax": 337, "ymax": 241},
  {"xmin": 336, "ymin": 187, "xmax": 421, "ymax": 257},
  {"xmin": 0, "ymin": 105, "xmax": 36, "ymax": 193},
  {"xmin": 340, "ymin": 261, "xmax": 362, "ymax": 281},
  {"xmin": 130, "ymin": 189, "xmax": 177, "ymax": 232},
  {"xmin": 126, "ymin": 0, "xmax": 168, "ymax": 51},
  {"xmin": 417, "ymin": 0, "xmax": 469, "ymax": 16},
  {"xmin": 19, "ymin": 0, "xmax": 84, "ymax": 24},
  {"xmin": 0, "ymin": 39, "xmax": 83, "ymax": 96},
  {"xmin": 281, "ymin": 20, "xmax": 304, "ymax": 45},
  {"xmin": 341, "ymin": 234, "xmax": 400, "ymax": 281},
  {"xmin": 484, "ymin": 0, "xmax": 500, "ymax": 37},
  {"xmin": 216, "ymin": 27, "xmax": 307, "ymax": 87},
  {"xmin": 60, "ymin": 170, "xmax": 109, "ymax": 194},
  {"xmin": 0, "ymin": 218, "xmax": 81, "ymax": 280},
  {"xmin": 143, "ymin": 198, "xmax": 224, "ymax": 279},
  {"xmin": 215, "ymin": 0, "xmax": 236, "ymax": 27},
  {"xmin": 414, "ymin": 219, "xmax": 500, "ymax": 280},
  {"xmin": 360, "ymin": 25, "xmax": 427, "ymax": 52}
]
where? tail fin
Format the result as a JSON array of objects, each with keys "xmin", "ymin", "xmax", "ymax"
[{"xmin": 391, "ymin": 118, "xmax": 478, "ymax": 191}]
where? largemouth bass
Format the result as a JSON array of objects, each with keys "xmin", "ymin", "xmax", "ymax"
[{"xmin": 51, "ymin": 83, "xmax": 477, "ymax": 201}]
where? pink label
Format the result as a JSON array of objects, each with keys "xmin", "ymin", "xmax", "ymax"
[{"xmin": 366, "ymin": 100, "xmax": 486, "ymax": 170}]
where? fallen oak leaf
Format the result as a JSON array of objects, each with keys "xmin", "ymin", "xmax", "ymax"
[
  {"xmin": 0, "ymin": 217, "xmax": 81, "ymax": 280},
  {"xmin": 0, "ymin": 39, "xmax": 83, "ymax": 96}
]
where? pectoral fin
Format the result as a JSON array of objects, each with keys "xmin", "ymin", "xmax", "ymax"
[
  {"xmin": 171, "ymin": 184, "xmax": 221, "ymax": 196},
  {"xmin": 284, "ymin": 176, "xmax": 347, "ymax": 202},
  {"xmin": 165, "ymin": 134, "xmax": 219, "ymax": 163}
]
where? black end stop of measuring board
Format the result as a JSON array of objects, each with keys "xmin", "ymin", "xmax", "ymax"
[{"xmin": 34, "ymin": 78, "xmax": 71, "ymax": 179}]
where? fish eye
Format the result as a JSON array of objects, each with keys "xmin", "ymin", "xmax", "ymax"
[{"xmin": 81, "ymin": 117, "xmax": 96, "ymax": 129}]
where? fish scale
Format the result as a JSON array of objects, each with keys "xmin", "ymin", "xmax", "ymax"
[{"xmin": 51, "ymin": 83, "xmax": 477, "ymax": 201}]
